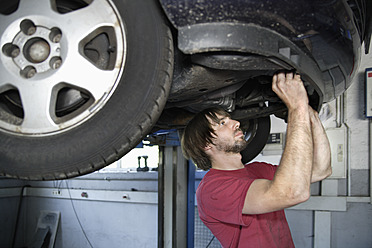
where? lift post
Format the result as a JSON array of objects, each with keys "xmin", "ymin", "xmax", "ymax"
[{"xmin": 155, "ymin": 130, "xmax": 195, "ymax": 248}]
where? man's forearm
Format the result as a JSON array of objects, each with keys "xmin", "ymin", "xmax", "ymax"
[
  {"xmin": 309, "ymin": 108, "xmax": 332, "ymax": 182},
  {"xmin": 273, "ymin": 105, "xmax": 314, "ymax": 200}
]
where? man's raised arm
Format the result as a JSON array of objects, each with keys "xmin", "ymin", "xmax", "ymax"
[{"xmin": 243, "ymin": 72, "xmax": 314, "ymax": 214}]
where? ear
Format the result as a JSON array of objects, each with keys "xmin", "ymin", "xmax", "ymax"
[{"xmin": 204, "ymin": 144, "xmax": 213, "ymax": 154}]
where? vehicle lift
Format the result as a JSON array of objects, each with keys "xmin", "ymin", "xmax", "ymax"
[{"xmin": 148, "ymin": 130, "xmax": 196, "ymax": 248}]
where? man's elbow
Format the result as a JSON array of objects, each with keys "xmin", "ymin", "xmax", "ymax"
[
  {"xmin": 319, "ymin": 163, "xmax": 333, "ymax": 181},
  {"xmin": 287, "ymin": 187, "xmax": 311, "ymax": 206},
  {"xmin": 325, "ymin": 166, "xmax": 332, "ymax": 178},
  {"xmin": 312, "ymin": 162, "xmax": 332, "ymax": 183},
  {"xmin": 295, "ymin": 190, "xmax": 310, "ymax": 204}
]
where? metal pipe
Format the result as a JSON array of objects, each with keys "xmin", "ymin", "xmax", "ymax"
[
  {"xmin": 370, "ymin": 118, "xmax": 372, "ymax": 204},
  {"xmin": 341, "ymin": 92, "xmax": 352, "ymax": 197}
]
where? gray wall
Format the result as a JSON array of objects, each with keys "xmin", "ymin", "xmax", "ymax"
[
  {"xmin": 0, "ymin": 173, "xmax": 158, "ymax": 248},
  {"xmin": 286, "ymin": 203, "xmax": 372, "ymax": 248}
]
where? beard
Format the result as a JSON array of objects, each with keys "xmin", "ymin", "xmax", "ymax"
[{"xmin": 215, "ymin": 132, "xmax": 248, "ymax": 154}]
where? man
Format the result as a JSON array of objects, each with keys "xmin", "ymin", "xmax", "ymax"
[{"xmin": 181, "ymin": 72, "xmax": 332, "ymax": 247}]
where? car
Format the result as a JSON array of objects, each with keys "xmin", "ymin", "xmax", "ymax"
[{"xmin": 0, "ymin": 0, "xmax": 370, "ymax": 180}]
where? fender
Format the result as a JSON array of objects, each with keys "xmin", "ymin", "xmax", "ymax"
[{"xmin": 159, "ymin": 0, "xmax": 369, "ymax": 103}]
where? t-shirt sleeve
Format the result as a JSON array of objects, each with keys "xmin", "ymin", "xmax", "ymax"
[
  {"xmin": 197, "ymin": 175, "xmax": 255, "ymax": 227},
  {"xmin": 246, "ymin": 162, "xmax": 277, "ymax": 180}
]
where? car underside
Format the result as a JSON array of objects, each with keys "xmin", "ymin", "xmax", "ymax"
[{"xmin": 158, "ymin": 0, "xmax": 370, "ymax": 120}]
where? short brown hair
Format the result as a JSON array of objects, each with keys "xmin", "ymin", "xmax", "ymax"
[{"xmin": 181, "ymin": 107, "xmax": 230, "ymax": 170}]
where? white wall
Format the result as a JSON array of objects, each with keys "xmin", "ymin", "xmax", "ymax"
[{"xmin": 0, "ymin": 173, "xmax": 159, "ymax": 248}]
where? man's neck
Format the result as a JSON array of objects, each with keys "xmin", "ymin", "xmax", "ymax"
[{"xmin": 211, "ymin": 152, "xmax": 245, "ymax": 170}]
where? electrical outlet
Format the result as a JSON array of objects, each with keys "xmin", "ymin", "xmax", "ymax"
[
  {"xmin": 52, "ymin": 190, "xmax": 61, "ymax": 195},
  {"xmin": 326, "ymin": 127, "xmax": 347, "ymax": 178}
]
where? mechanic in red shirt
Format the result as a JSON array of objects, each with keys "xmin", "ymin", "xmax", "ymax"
[{"xmin": 181, "ymin": 72, "xmax": 332, "ymax": 247}]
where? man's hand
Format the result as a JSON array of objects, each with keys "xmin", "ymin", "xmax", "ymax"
[{"xmin": 272, "ymin": 72, "xmax": 309, "ymax": 112}]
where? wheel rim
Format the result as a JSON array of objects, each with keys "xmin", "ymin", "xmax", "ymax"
[{"xmin": 0, "ymin": 0, "xmax": 126, "ymax": 136}]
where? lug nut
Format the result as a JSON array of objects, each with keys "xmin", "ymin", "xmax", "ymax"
[
  {"xmin": 20, "ymin": 19, "xmax": 37, "ymax": 36},
  {"xmin": 26, "ymin": 68, "xmax": 36, "ymax": 78},
  {"xmin": 50, "ymin": 57, "xmax": 62, "ymax": 69},
  {"xmin": 27, "ymin": 26, "xmax": 36, "ymax": 35},
  {"xmin": 11, "ymin": 47, "xmax": 20, "ymax": 58},
  {"xmin": 20, "ymin": 66, "xmax": 37, "ymax": 79},
  {"xmin": 49, "ymin": 28, "xmax": 62, "ymax": 43},
  {"xmin": 2, "ymin": 43, "xmax": 20, "ymax": 58},
  {"xmin": 52, "ymin": 34, "xmax": 62, "ymax": 43}
]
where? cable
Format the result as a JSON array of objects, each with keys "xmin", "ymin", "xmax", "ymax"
[
  {"xmin": 57, "ymin": 180, "xmax": 63, "ymax": 191},
  {"xmin": 65, "ymin": 181, "xmax": 94, "ymax": 248},
  {"xmin": 205, "ymin": 235, "xmax": 215, "ymax": 248},
  {"xmin": 11, "ymin": 184, "xmax": 30, "ymax": 248}
]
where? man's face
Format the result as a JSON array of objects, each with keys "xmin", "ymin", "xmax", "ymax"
[{"xmin": 208, "ymin": 114, "xmax": 248, "ymax": 154}]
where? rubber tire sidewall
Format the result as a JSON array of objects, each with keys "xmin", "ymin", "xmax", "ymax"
[{"xmin": 240, "ymin": 116, "xmax": 271, "ymax": 164}]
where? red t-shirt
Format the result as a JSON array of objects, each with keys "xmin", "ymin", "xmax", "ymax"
[{"xmin": 196, "ymin": 162, "xmax": 295, "ymax": 248}]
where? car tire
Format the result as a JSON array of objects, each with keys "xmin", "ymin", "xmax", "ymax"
[
  {"xmin": 0, "ymin": 0, "xmax": 173, "ymax": 180},
  {"xmin": 240, "ymin": 116, "xmax": 271, "ymax": 164}
]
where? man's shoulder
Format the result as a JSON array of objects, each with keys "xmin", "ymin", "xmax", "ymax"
[
  {"xmin": 197, "ymin": 162, "xmax": 276, "ymax": 191},
  {"xmin": 245, "ymin": 161, "xmax": 278, "ymax": 179},
  {"xmin": 197, "ymin": 167, "xmax": 254, "ymax": 194},
  {"xmin": 245, "ymin": 161, "xmax": 277, "ymax": 167}
]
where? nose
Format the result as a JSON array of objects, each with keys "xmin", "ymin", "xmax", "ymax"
[{"xmin": 232, "ymin": 119, "xmax": 240, "ymax": 130}]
